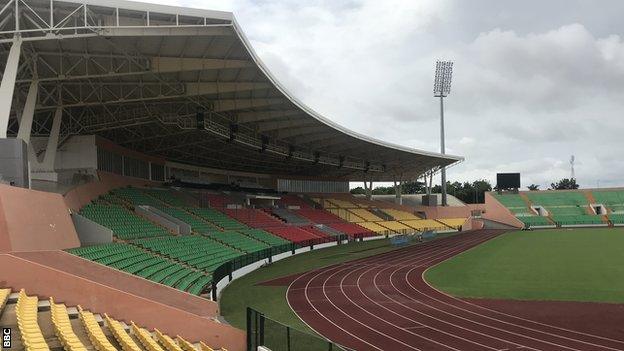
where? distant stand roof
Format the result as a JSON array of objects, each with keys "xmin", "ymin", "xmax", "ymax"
[{"xmin": 3, "ymin": 0, "xmax": 462, "ymax": 181}]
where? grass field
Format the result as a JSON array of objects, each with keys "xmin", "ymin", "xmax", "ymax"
[
  {"xmin": 220, "ymin": 238, "xmax": 400, "ymax": 332},
  {"xmin": 425, "ymin": 228, "xmax": 624, "ymax": 303}
]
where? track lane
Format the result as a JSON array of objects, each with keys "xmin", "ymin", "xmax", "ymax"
[{"xmin": 287, "ymin": 230, "xmax": 624, "ymax": 351}]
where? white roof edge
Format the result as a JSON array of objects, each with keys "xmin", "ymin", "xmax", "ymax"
[
  {"xmin": 230, "ymin": 17, "xmax": 463, "ymax": 163},
  {"xmin": 75, "ymin": 0, "xmax": 234, "ymax": 22}
]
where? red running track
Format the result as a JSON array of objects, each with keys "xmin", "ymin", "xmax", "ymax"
[{"xmin": 287, "ymin": 230, "xmax": 624, "ymax": 351}]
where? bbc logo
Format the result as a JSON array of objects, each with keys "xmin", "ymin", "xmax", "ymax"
[{"xmin": 2, "ymin": 328, "xmax": 10, "ymax": 349}]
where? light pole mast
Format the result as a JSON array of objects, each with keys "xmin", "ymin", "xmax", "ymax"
[{"xmin": 433, "ymin": 61, "xmax": 453, "ymax": 207}]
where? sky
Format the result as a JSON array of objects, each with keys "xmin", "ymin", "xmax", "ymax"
[{"xmin": 147, "ymin": 0, "xmax": 624, "ymax": 190}]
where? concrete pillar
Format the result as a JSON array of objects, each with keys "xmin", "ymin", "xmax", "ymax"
[
  {"xmin": 365, "ymin": 180, "xmax": 373, "ymax": 200},
  {"xmin": 16, "ymin": 80, "xmax": 39, "ymax": 143},
  {"xmin": 0, "ymin": 37, "xmax": 22, "ymax": 138},
  {"xmin": 41, "ymin": 107, "xmax": 62, "ymax": 170},
  {"xmin": 394, "ymin": 179, "xmax": 403, "ymax": 205}
]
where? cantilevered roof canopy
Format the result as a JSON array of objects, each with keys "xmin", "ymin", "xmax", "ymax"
[{"xmin": 1, "ymin": 0, "xmax": 463, "ymax": 181}]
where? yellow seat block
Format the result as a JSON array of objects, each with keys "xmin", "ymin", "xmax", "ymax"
[
  {"xmin": 50, "ymin": 298, "xmax": 87, "ymax": 351},
  {"xmin": 131, "ymin": 322, "xmax": 165, "ymax": 351},
  {"xmin": 437, "ymin": 218, "xmax": 467, "ymax": 228},
  {"xmin": 357, "ymin": 222, "xmax": 390, "ymax": 234},
  {"xmin": 78, "ymin": 306, "xmax": 118, "ymax": 351},
  {"xmin": 154, "ymin": 329, "xmax": 183, "ymax": 351},
  {"xmin": 400, "ymin": 219, "xmax": 447, "ymax": 231},
  {"xmin": 175, "ymin": 336, "xmax": 197, "ymax": 351},
  {"xmin": 105, "ymin": 314, "xmax": 142, "ymax": 351},
  {"xmin": 349, "ymin": 209, "xmax": 383, "ymax": 222},
  {"xmin": 377, "ymin": 221, "xmax": 412, "ymax": 233},
  {"xmin": 381, "ymin": 208, "xmax": 420, "ymax": 220}
]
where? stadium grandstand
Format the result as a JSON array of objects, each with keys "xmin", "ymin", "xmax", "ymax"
[
  {"xmin": 0, "ymin": 1, "xmax": 472, "ymax": 350},
  {"xmin": 1, "ymin": 1, "xmax": 622, "ymax": 351}
]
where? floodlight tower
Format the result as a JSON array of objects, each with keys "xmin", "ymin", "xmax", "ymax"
[{"xmin": 434, "ymin": 60, "xmax": 453, "ymax": 206}]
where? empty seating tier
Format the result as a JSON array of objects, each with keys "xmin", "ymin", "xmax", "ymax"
[
  {"xmin": 50, "ymin": 297, "xmax": 87, "ymax": 351},
  {"xmin": 377, "ymin": 220, "xmax": 412, "ymax": 233},
  {"xmin": 608, "ymin": 214, "xmax": 624, "ymax": 224},
  {"xmin": 224, "ymin": 208, "xmax": 284, "ymax": 228},
  {"xmin": 8, "ymin": 289, "xmax": 224, "ymax": 351},
  {"xmin": 132, "ymin": 236, "xmax": 240, "ymax": 274},
  {"xmin": 326, "ymin": 208, "xmax": 365, "ymax": 222},
  {"xmin": 142, "ymin": 189, "xmax": 189, "ymax": 207},
  {"xmin": 204, "ymin": 230, "xmax": 270, "ymax": 253},
  {"xmin": 265, "ymin": 226, "xmax": 325, "ymax": 244},
  {"xmin": 236, "ymin": 228, "xmax": 290, "ymax": 246},
  {"xmin": 400, "ymin": 219, "xmax": 448, "ymax": 231},
  {"xmin": 77, "ymin": 306, "xmax": 117, "ymax": 351},
  {"xmin": 592, "ymin": 190, "xmax": 624, "ymax": 213},
  {"xmin": 519, "ymin": 216, "xmax": 552, "ymax": 226},
  {"xmin": 380, "ymin": 208, "xmax": 421, "ymax": 221},
  {"xmin": 132, "ymin": 322, "xmax": 166, "ymax": 351},
  {"xmin": 112, "ymin": 187, "xmax": 164, "ymax": 207},
  {"xmin": 80, "ymin": 202, "xmax": 169, "ymax": 240},
  {"xmin": 157, "ymin": 206, "xmax": 218, "ymax": 233},
  {"xmin": 295, "ymin": 208, "xmax": 344, "ymax": 224},
  {"xmin": 154, "ymin": 329, "xmax": 183, "ymax": 351},
  {"xmin": 326, "ymin": 222, "xmax": 376, "ymax": 237},
  {"xmin": 187, "ymin": 207, "xmax": 248, "ymax": 230},
  {"xmin": 526, "ymin": 191, "xmax": 602, "ymax": 226},
  {"xmin": 68, "ymin": 243, "xmax": 211, "ymax": 295},
  {"xmin": 436, "ymin": 218, "xmax": 467, "ymax": 229},
  {"xmin": 357, "ymin": 222, "xmax": 393, "ymax": 235},
  {"xmin": 348, "ymin": 208, "xmax": 384, "ymax": 222},
  {"xmin": 16, "ymin": 289, "xmax": 50, "ymax": 351},
  {"xmin": 105, "ymin": 314, "xmax": 143, "ymax": 351}
]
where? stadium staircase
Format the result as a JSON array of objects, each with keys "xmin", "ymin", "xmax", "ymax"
[
  {"xmin": 270, "ymin": 208, "xmax": 310, "ymax": 224},
  {"xmin": 0, "ymin": 288, "xmax": 226, "ymax": 351}
]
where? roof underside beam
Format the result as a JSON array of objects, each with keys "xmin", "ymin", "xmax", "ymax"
[{"xmin": 235, "ymin": 110, "xmax": 301, "ymax": 123}]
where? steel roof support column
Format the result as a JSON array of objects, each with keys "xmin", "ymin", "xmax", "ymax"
[
  {"xmin": 40, "ymin": 107, "xmax": 63, "ymax": 171},
  {"xmin": 16, "ymin": 80, "xmax": 39, "ymax": 144},
  {"xmin": 0, "ymin": 37, "xmax": 22, "ymax": 138}
]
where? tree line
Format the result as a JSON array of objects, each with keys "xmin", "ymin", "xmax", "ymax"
[{"xmin": 351, "ymin": 178, "xmax": 581, "ymax": 204}]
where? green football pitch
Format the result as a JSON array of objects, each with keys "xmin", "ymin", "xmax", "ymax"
[{"xmin": 425, "ymin": 228, "xmax": 624, "ymax": 303}]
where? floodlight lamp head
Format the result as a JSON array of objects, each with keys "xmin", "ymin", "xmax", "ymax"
[{"xmin": 434, "ymin": 60, "xmax": 454, "ymax": 97}]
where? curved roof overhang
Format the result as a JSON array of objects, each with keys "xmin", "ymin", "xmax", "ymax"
[{"xmin": 1, "ymin": 0, "xmax": 463, "ymax": 181}]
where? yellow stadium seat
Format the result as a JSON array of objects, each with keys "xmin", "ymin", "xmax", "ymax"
[
  {"xmin": 437, "ymin": 218, "xmax": 467, "ymax": 229},
  {"xmin": 327, "ymin": 208, "xmax": 364, "ymax": 222},
  {"xmin": 357, "ymin": 222, "xmax": 391, "ymax": 235},
  {"xmin": 175, "ymin": 336, "xmax": 197, "ymax": 351},
  {"xmin": 50, "ymin": 298, "xmax": 87, "ymax": 351},
  {"xmin": 16, "ymin": 289, "xmax": 50, "ymax": 351},
  {"xmin": 154, "ymin": 329, "xmax": 183, "ymax": 351},
  {"xmin": 348, "ymin": 209, "xmax": 383, "ymax": 222},
  {"xmin": 400, "ymin": 219, "xmax": 448, "ymax": 231},
  {"xmin": 377, "ymin": 221, "xmax": 412, "ymax": 234},
  {"xmin": 0, "ymin": 288, "xmax": 11, "ymax": 313},
  {"xmin": 199, "ymin": 341, "xmax": 214, "ymax": 351},
  {"xmin": 105, "ymin": 314, "xmax": 142, "ymax": 351},
  {"xmin": 77, "ymin": 306, "xmax": 118, "ymax": 351},
  {"xmin": 381, "ymin": 208, "xmax": 420, "ymax": 221},
  {"xmin": 327, "ymin": 199, "xmax": 358, "ymax": 208},
  {"xmin": 131, "ymin": 322, "xmax": 165, "ymax": 351}
]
